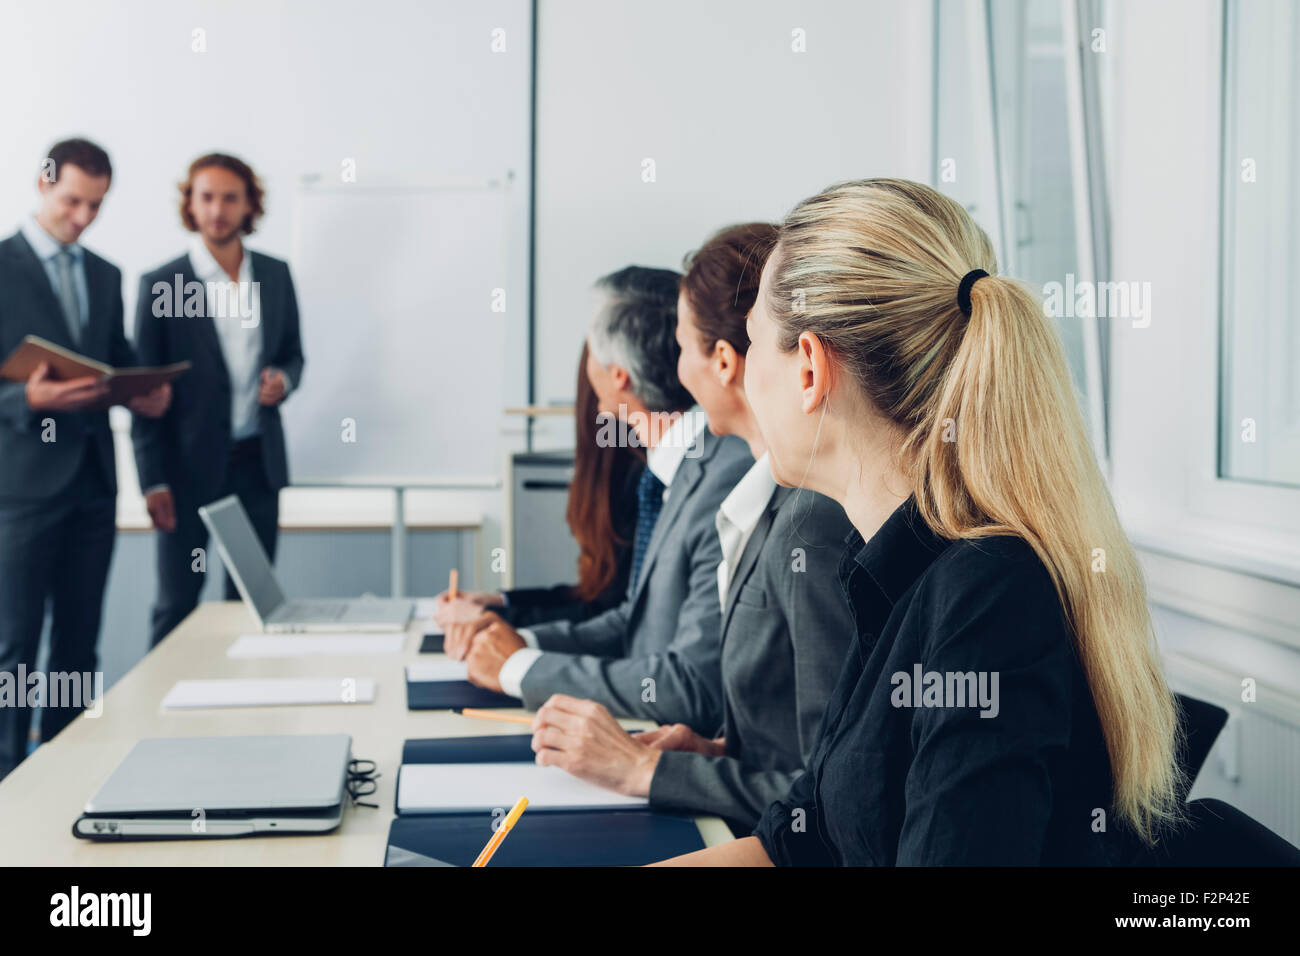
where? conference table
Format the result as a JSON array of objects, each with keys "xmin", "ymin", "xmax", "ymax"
[{"xmin": 0, "ymin": 602, "xmax": 734, "ymax": 865}]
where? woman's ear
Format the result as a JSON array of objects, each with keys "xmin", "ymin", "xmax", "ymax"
[
  {"xmin": 798, "ymin": 331, "xmax": 832, "ymax": 415},
  {"xmin": 713, "ymin": 339, "xmax": 740, "ymax": 388}
]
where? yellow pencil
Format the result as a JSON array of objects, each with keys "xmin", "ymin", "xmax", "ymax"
[
  {"xmin": 472, "ymin": 796, "xmax": 529, "ymax": 867},
  {"xmin": 448, "ymin": 568, "xmax": 459, "ymax": 601},
  {"xmin": 456, "ymin": 707, "xmax": 534, "ymax": 726}
]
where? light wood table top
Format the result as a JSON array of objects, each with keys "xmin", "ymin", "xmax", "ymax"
[{"xmin": 0, "ymin": 602, "xmax": 733, "ymax": 865}]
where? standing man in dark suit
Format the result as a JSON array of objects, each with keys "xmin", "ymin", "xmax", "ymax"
[
  {"xmin": 0, "ymin": 138, "xmax": 171, "ymax": 779},
  {"xmin": 132, "ymin": 153, "xmax": 304, "ymax": 646}
]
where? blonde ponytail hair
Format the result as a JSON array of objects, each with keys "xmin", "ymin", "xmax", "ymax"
[{"xmin": 769, "ymin": 178, "xmax": 1182, "ymax": 843}]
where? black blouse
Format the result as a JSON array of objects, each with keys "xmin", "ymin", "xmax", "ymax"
[{"xmin": 753, "ymin": 496, "xmax": 1144, "ymax": 866}]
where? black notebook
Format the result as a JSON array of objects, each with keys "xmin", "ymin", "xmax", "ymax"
[
  {"xmin": 402, "ymin": 735, "xmax": 535, "ymax": 764},
  {"xmin": 383, "ymin": 809, "xmax": 706, "ymax": 867},
  {"xmin": 404, "ymin": 679, "xmax": 521, "ymax": 710}
]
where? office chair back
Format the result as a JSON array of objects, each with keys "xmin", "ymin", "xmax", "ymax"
[{"xmin": 1146, "ymin": 798, "xmax": 1300, "ymax": 866}]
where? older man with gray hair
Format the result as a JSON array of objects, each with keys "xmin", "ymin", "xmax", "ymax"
[{"xmin": 447, "ymin": 265, "xmax": 753, "ymax": 733}]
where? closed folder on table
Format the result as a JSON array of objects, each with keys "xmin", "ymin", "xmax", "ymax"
[
  {"xmin": 0, "ymin": 335, "xmax": 190, "ymax": 408},
  {"xmin": 401, "ymin": 735, "xmax": 536, "ymax": 764},
  {"xmin": 403, "ymin": 662, "xmax": 520, "ymax": 710},
  {"xmin": 383, "ymin": 810, "xmax": 706, "ymax": 867}
]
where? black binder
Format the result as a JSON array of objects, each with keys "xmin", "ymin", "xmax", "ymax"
[
  {"xmin": 401, "ymin": 735, "xmax": 535, "ymax": 764},
  {"xmin": 404, "ymin": 678, "xmax": 521, "ymax": 710},
  {"xmin": 383, "ymin": 809, "xmax": 707, "ymax": 867}
]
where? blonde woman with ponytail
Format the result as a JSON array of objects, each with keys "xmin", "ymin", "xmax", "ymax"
[{"xmin": 656, "ymin": 178, "xmax": 1182, "ymax": 866}]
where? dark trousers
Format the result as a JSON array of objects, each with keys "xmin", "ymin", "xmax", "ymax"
[
  {"xmin": 149, "ymin": 437, "xmax": 280, "ymax": 647},
  {"xmin": 0, "ymin": 444, "xmax": 116, "ymax": 779}
]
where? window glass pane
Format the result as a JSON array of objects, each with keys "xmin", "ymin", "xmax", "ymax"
[
  {"xmin": 988, "ymin": 0, "xmax": 1088, "ymax": 400},
  {"xmin": 935, "ymin": 0, "xmax": 1106, "ymax": 455},
  {"xmin": 934, "ymin": 0, "xmax": 1007, "ymax": 262},
  {"xmin": 1219, "ymin": 0, "xmax": 1300, "ymax": 488}
]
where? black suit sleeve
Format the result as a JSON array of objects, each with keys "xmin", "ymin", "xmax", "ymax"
[
  {"xmin": 130, "ymin": 274, "xmax": 168, "ymax": 492},
  {"xmin": 501, "ymin": 585, "xmax": 583, "ymax": 627},
  {"xmin": 752, "ymin": 759, "xmax": 834, "ymax": 866},
  {"xmin": 0, "ymin": 380, "xmax": 37, "ymax": 434},
  {"xmin": 0, "ymin": 383, "xmax": 37, "ymax": 433},
  {"xmin": 106, "ymin": 266, "xmax": 135, "ymax": 370},
  {"xmin": 275, "ymin": 262, "xmax": 304, "ymax": 393},
  {"xmin": 0, "ymin": 295, "xmax": 39, "ymax": 434}
]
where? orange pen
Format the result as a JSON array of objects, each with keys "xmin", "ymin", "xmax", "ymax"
[
  {"xmin": 455, "ymin": 708, "xmax": 534, "ymax": 726},
  {"xmin": 472, "ymin": 796, "xmax": 529, "ymax": 867}
]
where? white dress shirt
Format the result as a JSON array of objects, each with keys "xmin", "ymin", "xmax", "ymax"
[
  {"xmin": 714, "ymin": 452, "xmax": 778, "ymax": 609},
  {"xmin": 188, "ymin": 236, "xmax": 265, "ymax": 442},
  {"xmin": 497, "ymin": 406, "xmax": 710, "ymax": 698},
  {"xmin": 644, "ymin": 404, "xmax": 708, "ymax": 497},
  {"xmin": 20, "ymin": 217, "xmax": 89, "ymax": 333}
]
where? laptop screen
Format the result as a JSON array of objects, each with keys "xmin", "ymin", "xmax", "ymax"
[{"xmin": 198, "ymin": 496, "xmax": 286, "ymax": 622}]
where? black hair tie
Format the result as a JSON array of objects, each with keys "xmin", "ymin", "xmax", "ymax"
[{"xmin": 956, "ymin": 269, "xmax": 989, "ymax": 317}]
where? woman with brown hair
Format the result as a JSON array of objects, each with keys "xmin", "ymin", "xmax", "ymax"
[
  {"xmin": 657, "ymin": 179, "xmax": 1182, "ymax": 865},
  {"xmin": 524, "ymin": 223, "xmax": 858, "ymax": 831},
  {"xmin": 434, "ymin": 344, "xmax": 644, "ymax": 628}
]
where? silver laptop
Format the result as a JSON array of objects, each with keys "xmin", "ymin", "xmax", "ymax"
[
  {"xmin": 74, "ymin": 735, "xmax": 352, "ymax": 840},
  {"xmin": 198, "ymin": 495, "xmax": 412, "ymax": 632}
]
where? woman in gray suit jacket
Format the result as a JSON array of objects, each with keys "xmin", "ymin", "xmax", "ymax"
[{"xmin": 529, "ymin": 223, "xmax": 856, "ymax": 830}]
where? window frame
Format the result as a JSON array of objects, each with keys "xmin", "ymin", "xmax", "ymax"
[
  {"xmin": 1123, "ymin": 0, "xmax": 1300, "ymax": 596},
  {"xmin": 934, "ymin": 0, "xmax": 1111, "ymax": 467}
]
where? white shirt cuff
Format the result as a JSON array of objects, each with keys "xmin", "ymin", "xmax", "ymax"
[
  {"xmin": 498, "ymin": 647, "xmax": 543, "ymax": 699},
  {"xmin": 516, "ymin": 628, "xmax": 540, "ymax": 649}
]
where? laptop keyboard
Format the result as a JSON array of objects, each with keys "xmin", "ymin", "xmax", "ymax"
[{"xmin": 279, "ymin": 601, "xmax": 348, "ymax": 620}]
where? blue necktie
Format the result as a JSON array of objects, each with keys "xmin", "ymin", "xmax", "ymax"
[{"xmin": 629, "ymin": 469, "xmax": 666, "ymax": 595}]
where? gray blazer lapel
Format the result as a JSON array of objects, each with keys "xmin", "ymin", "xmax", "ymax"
[
  {"xmin": 626, "ymin": 426, "xmax": 712, "ymax": 606},
  {"xmin": 719, "ymin": 487, "xmax": 788, "ymax": 638}
]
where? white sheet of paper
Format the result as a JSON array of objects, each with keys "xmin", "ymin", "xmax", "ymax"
[
  {"xmin": 396, "ymin": 762, "xmax": 648, "ymax": 813},
  {"xmin": 227, "ymin": 634, "xmax": 406, "ymax": 658},
  {"xmin": 405, "ymin": 660, "xmax": 469, "ymax": 682},
  {"xmin": 161, "ymin": 677, "xmax": 376, "ymax": 709}
]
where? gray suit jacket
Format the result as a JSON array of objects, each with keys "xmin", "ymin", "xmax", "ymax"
[
  {"xmin": 648, "ymin": 485, "xmax": 856, "ymax": 828},
  {"xmin": 519, "ymin": 427, "xmax": 753, "ymax": 730}
]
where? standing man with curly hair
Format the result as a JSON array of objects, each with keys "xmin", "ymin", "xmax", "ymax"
[{"xmin": 132, "ymin": 153, "xmax": 305, "ymax": 646}]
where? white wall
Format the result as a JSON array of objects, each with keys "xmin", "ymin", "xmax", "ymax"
[
  {"xmin": 531, "ymin": 0, "xmax": 933, "ymax": 439},
  {"xmin": 0, "ymin": 0, "xmax": 533, "ymax": 587},
  {"xmin": 0, "ymin": 0, "xmax": 935, "ymax": 587},
  {"xmin": 0, "ymin": 0, "xmax": 533, "ymax": 374}
]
